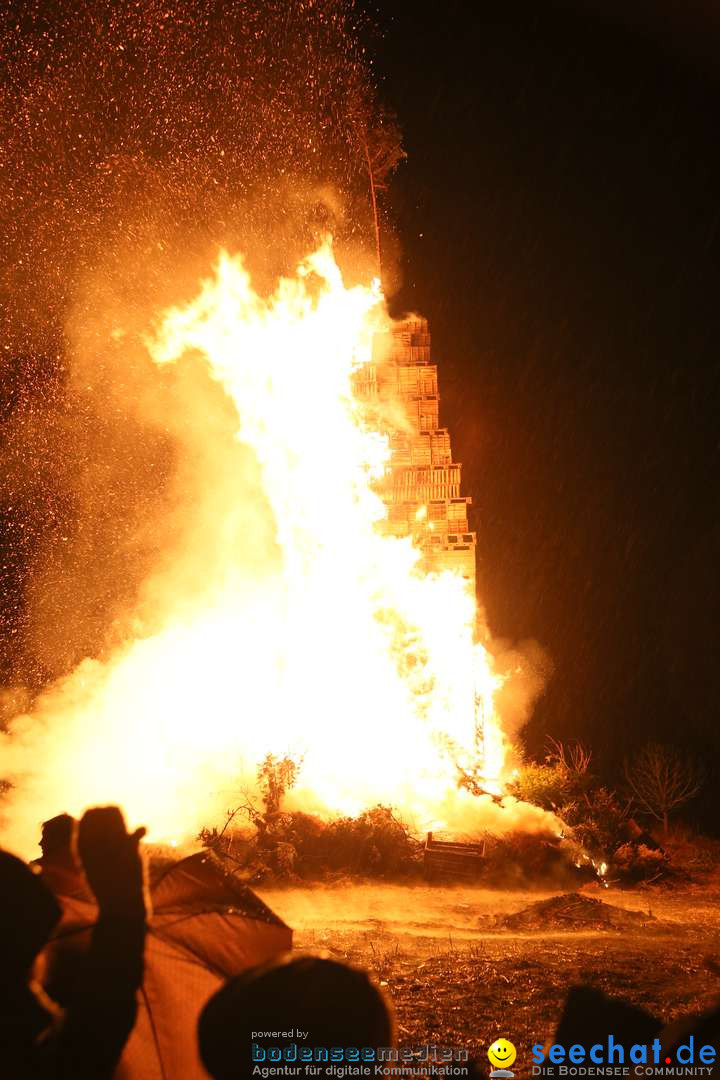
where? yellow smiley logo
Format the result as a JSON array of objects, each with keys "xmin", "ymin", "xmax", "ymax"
[{"xmin": 488, "ymin": 1039, "xmax": 517, "ymax": 1070}]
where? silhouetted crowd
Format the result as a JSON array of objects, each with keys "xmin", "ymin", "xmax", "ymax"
[
  {"xmin": 1, "ymin": 806, "xmax": 396, "ymax": 1080},
  {"xmin": 1, "ymin": 805, "xmax": 719, "ymax": 1079}
]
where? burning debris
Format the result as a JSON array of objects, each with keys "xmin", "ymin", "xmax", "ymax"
[{"xmin": 422, "ymin": 830, "xmax": 591, "ymax": 887}]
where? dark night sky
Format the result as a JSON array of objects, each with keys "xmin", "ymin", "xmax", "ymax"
[{"xmin": 373, "ymin": 1, "xmax": 720, "ymax": 811}]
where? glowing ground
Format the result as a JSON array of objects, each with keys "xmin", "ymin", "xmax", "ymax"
[{"xmin": 257, "ymin": 879, "xmax": 720, "ymax": 1070}]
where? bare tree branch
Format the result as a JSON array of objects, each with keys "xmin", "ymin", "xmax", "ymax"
[
  {"xmin": 546, "ymin": 737, "xmax": 593, "ymax": 775},
  {"xmin": 624, "ymin": 742, "xmax": 703, "ymax": 834}
]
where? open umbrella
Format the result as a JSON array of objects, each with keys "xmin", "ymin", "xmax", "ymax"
[{"xmin": 44, "ymin": 850, "xmax": 292, "ymax": 1079}]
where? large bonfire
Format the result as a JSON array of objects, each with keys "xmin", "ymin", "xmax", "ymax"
[{"xmin": 1, "ymin": 239, "xmax": 555, "ymax": 855}]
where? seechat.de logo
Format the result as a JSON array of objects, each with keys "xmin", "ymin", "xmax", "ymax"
[{"xmin": 531, "ymin": 1035, "xmax": 718, "ymax": 1075}]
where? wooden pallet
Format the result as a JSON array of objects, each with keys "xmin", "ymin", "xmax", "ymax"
[{"xmin": 423, "ymin": 831, "xmax": 486, "ymax": 882}]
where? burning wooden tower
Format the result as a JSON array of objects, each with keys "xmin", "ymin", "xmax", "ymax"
[
  {"xmin": 358, "ymin": 316, "xmax": 476, "ymax": 587},
  {"xmin": 355, "ymin": 315, "xmax": 495, "ymax": 774}
]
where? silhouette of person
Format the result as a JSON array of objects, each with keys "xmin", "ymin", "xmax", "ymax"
[
  {"xmin": 0, "ymin": 805, "xmax": 148, "ymax": 1078},
  {"xmin": 34, "ymin": 813, "xmax": 92, "ymax": 903},
  {"xmin": 198, "ymin": 953, "xmax": 395, "ymax": 1080}
]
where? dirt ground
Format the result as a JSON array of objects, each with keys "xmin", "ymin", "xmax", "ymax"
[{"xmin": 257, "ymin": 878, "xmax": 720, "ymax": 1074}]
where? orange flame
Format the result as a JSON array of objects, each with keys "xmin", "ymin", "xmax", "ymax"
[{"xmin": 1, "ymin": 239, "xmax": 539, "ymax": 855}]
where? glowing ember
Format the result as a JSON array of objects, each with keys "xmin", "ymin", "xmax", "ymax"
[{"xmin": 1, "ymin": 239, "xmax": 551, "ymax": 855}]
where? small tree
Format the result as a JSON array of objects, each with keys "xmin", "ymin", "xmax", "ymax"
[
  {"xmin": 197, "ymin": 752, "xmax": 302, "ymax": 860},
  {"xmin": 624, "ymin": 742, "xmax": 703, "ymax": 835},
  {"xmin": 360, "ymin": 106, "xmax": 405, "ymax": 277},
  {"xmin": 257, "ymin": 753, "xmax": 300, "ymax": 820},
  {"xmin": 505, "ymin": 738, "xmax": 593, "ymax": 812},
  {"xmin": 344, "ymin": 89, "xmax": 406, "ymax": 279}
]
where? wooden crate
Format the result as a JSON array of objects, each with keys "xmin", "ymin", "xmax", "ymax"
[{"xmin": 424, "ymin": 832, "xmax": 486, "ymax": 881}]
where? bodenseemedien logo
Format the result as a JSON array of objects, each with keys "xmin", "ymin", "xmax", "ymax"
[
  {"xmin": 488, "ymin": 1038, "xmax": 517, "ymax": 1078},
  {"xmin": 251, "ymin": 1042, "xmax": 470, "ymax": 1076}
]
